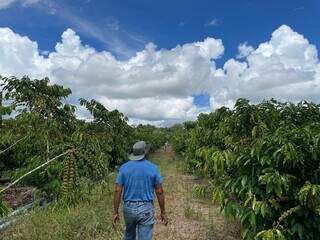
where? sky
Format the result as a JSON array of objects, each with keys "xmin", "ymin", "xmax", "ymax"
[{"xmin": 0, "ymin": 0, "xmax": 319, "ymax": 126}]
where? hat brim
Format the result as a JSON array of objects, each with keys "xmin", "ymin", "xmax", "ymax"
[{"xmin": 128, "ymin": 153, "xmax": 145, "ymax": 161}]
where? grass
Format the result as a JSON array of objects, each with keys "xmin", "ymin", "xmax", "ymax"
[
  {"xmin": 1, "ymin": 180, "xmax": 123, "ymax": 240},
  {"xmin": 0, "ymin": 153, "xmax": 174, "ymax": 240},
  {"xmin": 1, "ymin": 151, "xmax": 240, "ymax": 240},
  {"xmin": 183, "ymin": 204, "xmax": 203, "ymax": 221}
]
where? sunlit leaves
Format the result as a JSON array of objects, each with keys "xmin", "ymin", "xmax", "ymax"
[
  {"xmin": 255, "ymin": 229, "xmax": 285, "ymax": 240},
  {"xmin": 174, "ymin": 98, "xmax": 320, "ymax": 240},
  {"xmin": 0, "ymin": 198, "xmax": 9, "ymax": 217},
  {"xmin": 0, "ymin": 76, "xmax": 138, "ymax": 215},
  {"xmin": 259, "ymin": 171, "xmax": 290, "ymax": 197},
  {"xmin": 298, "ymin": 183, "xmax": 320, "ymax": 211}
]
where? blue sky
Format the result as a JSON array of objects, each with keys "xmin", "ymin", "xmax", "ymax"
[
  {"xmin": 1, "ymin": 0, "xmax": 319, "ymax": 59},
  {"xmin": 0, "ymin": 0, "xmax": 320, "ymax": 125}
]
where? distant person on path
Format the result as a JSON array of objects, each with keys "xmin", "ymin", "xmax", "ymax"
[
  {"xmin": 164, "ymin": 141, "xmax": 169, "ymax": 152},
  {"xmin": 113, "ymin": 141, "xmax": 168, "ymax": 240}
]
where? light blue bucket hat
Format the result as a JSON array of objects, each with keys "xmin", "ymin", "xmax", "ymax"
[{"xmin": 128, "ymin": 141, "xmax": 148, "ymax": 161}]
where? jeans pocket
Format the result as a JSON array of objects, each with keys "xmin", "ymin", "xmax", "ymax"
[
  {"xmin": 138, "ymin": 208, "xmax": 155, "ymax": 225},
  {"xmin": 124, "ymin": 203, "xmax": 135, "ymax": 217}
]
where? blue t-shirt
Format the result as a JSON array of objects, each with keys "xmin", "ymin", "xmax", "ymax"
[{"xmin": 115, "ymin": 159, "xmax": 163, "ymax": 202}]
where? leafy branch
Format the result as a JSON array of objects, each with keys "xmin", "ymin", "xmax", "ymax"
[{"xmin": 0, "ymin": 149, "xmax": 73, "ymax": 195}]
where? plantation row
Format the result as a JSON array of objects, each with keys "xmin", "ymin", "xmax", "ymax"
[
  {"xmin": 171, "ymin": 99, "xmax": 320, "ymax": 240},
  {"xmin": 0, "ymin": 76, "xmax": 168, "ymax": 217}
]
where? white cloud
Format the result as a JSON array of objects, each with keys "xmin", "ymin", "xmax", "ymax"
[
  {"xmin": 0, "ymin": 0, "xmax": 15, "ymax": 9},
  {"xmin": 0, "ymin": 27, "xmax": 223, "ymax": 125},
  {"xmin": 0, "ymin": 27, "xmax": 49, "ymax": 78},
  {"xmin": 99, "ymin": 96, "xmax": 202, "ymax": 121},
  {"xmin": 1, "ymin": 24, "xmax": 319, "ymax": 126},
  {"xmin": 236, "ymin": 42, "xmax": 254, "ymax": 59},
  {"xmin": 0, "ymin": 0, "xmax": 144, "ymax": 58},
  {"xmin": 211, "ymin": 25, "xmax": 320, "ymax": 108},
  {"xmin": 47, "ymin": 31, "xmax": 224, "ymax": 101},
  {"xmin": 205, "ymin": 18, "xmax": 219, "ymax": 27},
  {"xmin": 40, "ymin": 0, "xmax": 145, "ymax": 59},
  {"xmin": 179, "ymin": 21, "xmax": 187, "ymax": 27},
  {"xmin": 0, "ymin": 0, "xmax": 39, "ymax": 9},
  {"xmin": 22, "ymin": 0, "xmax": 39, "ymax": 6},
  {"xmin": 106, "ymin": 18, "xmax": 120, "ymax": 31}
]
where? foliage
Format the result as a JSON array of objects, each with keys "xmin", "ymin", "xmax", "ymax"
[
  {"xmin": 0, "ymin": 198, "xmax": 9, "ymax": 217},
  {"xmin": 0, "ymin": 180, "xmax": 121, "ymax": 240},
  {"xmin": 172, "ymin": 98, "xmax": 320, "ymax": 239},
  {"xmin": 79, "ymin": 98, "xmax": 133, "ymax": 168},
  {"xmin": 255, "ymin": 229, "xmax": 286, "ymax": 240},
  {"xmin": 132, "ymin": 124, "xmax": 168, "ymax": 152},
  {"xmin": 169, "ymin": 122, "xmax": 192, "ymax": 155},
  {"xmin": 0, "ymin": 75, "xmax": 165, "ymax": 217}
]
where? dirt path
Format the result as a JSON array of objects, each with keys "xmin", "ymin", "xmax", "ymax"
[
  {"xmin": 0, "ymin": 150, "xmax": 240, "ymax": 240},
  {"xmin": 151, "ymin": 150, "xmax": 240, "ymax": 240}
]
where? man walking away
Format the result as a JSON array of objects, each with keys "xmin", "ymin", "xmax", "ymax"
[{"xmin": 113, "ymin": 141, "xmax": 168, "ymax": 240}]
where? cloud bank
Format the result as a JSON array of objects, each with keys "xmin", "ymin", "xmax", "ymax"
[
  {"xmin": 0, "ymin": 25, "xmax": 319, "ymax": 126},
  {"xmin": 211, "ymin": 25, "xmax": 319, "ymax": 109}
]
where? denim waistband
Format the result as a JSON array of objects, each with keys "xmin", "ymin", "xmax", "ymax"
[{"xmin": 125, "ymin": 200, "xmax": 153, "ymax": 204}]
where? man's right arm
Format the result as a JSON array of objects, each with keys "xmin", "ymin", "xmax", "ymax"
[{"xmin": 155, "ymin": 184, "xmax": 168, "ymax": 225}]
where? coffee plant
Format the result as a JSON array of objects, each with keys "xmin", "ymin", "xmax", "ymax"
[
  {"xmin": 0, "ymin": 75, "xmax": 168, "ymax": 217},
  {"xmin": 171, "ymin": 99, "xmax": 320, "ymax": 239},
  {"xmin": 133, "ymin": 124, "xmax": 169, "ymax": 152}
]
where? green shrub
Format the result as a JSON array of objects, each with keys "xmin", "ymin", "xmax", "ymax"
[{"xmin": 174, "ymin": 99, "xmax": 320, "ymax": 239}]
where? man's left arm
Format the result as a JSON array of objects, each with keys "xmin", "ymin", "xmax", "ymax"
[
  {"xmin": 154, "ymin": 166, "xmax": 168, "ymax": 225},
  {"xmin": 112, "ymin": 184, "xmax": 123, "ymax": 229}
]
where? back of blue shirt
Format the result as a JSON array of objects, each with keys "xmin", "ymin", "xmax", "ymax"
[{"xmin": 115, "ymin": 159, "xmax": 163, "ymax": 202}]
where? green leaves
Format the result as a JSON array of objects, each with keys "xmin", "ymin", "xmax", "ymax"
[
  {"xmin": 253, "ymin": 200, "xmax": 270, "ymax": 218},
  {"xmin": 3, "ymin": 76, "xmax": 73, "ymax": 121},
  {"xmin": 255, "ymin": 229, "xmax": 286, "ymax": 240},
  {"xmin": 273, "ymin": 142, "xmax": 303, "ymax": 167},
  {"xmin": 259, "ymin": 171, "xmax": 290, "ymax": 197},
  {"xmin": 0, "ymin": 198, "xmax": 9, "ymax": 217},
  {"xmin": 133, "ymin": 124, "xmax": 168, "ymax": 152},
  {"xmin": 0, "ymin": 76, "xmax": 138, "ymax": 208},
  {"xmin": 80, "ymin": 98, "xmax": 133, "ymax": 168},
  {"xmin": 298, "ymin": 183, "xmax": 320, "ymax": 210},
  {"xmin": 175, "ymin": 98, "xmax": 320, "ymax": 240}
]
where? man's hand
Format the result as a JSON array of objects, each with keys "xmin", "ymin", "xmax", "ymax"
[
  {"xmin": 112, "ymin": 212, "xmax": 120, "ymax": 230},
  {"xmin": 160, "ymin": 212, "xmax": 168, "ymax": 226},
  {"xmin": 155, "ymin": 184, "xmax": 168, "ymax": 226}
]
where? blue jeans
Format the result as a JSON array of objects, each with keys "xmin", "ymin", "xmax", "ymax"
[{"xmin": 123, "ymin": 201, "xmax": 155, "ymax": 240}]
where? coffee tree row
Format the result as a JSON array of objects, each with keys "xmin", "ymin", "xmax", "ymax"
[
  {"xmin": 171, "ymin": 99, "xmax": 320, "ymax": 240},
  {"xmin": 0, "ymin": 76, "xmax": 167, "ymax": 216}
]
